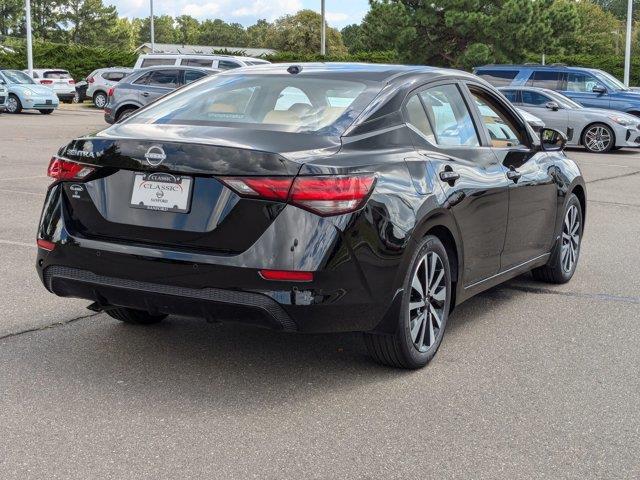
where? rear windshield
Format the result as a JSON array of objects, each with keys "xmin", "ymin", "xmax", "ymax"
[
  {"xmin": 44, "ymin": 70, "xmax": 71, "ymax": 79},
  {"xmin": 129, "ymin": 74, "xmax": 381, "ymax": 136}
]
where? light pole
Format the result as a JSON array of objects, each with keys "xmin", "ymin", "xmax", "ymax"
[
  {"xmin": 25, "ymin": 0, "xmax": 33, "ymax": 76},
  {"xmin": 150, "ymin": 0, "xmax": 155, "ymax": 53},
  {"xmin": 320, "ymin": 0, "xmax": 326, "ymax": 55},
  {"xmin": 624, "ymin": 0, "xmax": 633, "ymax": 86}
]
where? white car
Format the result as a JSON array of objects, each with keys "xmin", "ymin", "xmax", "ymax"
[
  {"xmin": 134, "ymin": 54, "xmax": 270, "ymax": 70},
  {"xmin": 25, "ymin": 69, "xmax": 76, "ymax": 103},
  {"xmin": 85, "ymin": 67, "xmax": 134, "ymax": 108},
  {"xmin": 0, "ymin": 83, "xmax": 7, "ymax": 112}
]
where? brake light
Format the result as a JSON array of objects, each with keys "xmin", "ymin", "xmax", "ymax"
[
  {"xmin": 47, "ymin": 157, "xmax": 95, "ymax": 181},
  {"xmin": 107, "ymin": 87, "xmax": 114, "ymax": 97},
  {"xmin": 219, "ymin": 174, "xmax": 375, "ymax": 216},
  {"xmin": 88, "ymin": 76, "xmax": 95, "ymax": 84},
  {"xmin": 69, "ymin": 80, "xmax": 75, "ymax": 85},
  {"xmin": 40, "ymin": 79, "xmax": 53, "ymax": 85},
  {"xmin": 36, "ymin": 239, "xmax": 55, "ymax": 251},
  {"xmin": 259, "ymin": 269, "xmax": 313, "ymax": 282}
]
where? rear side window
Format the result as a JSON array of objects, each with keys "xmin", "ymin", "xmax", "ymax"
[
  {"xmin": 183, "ymin": 70, "xmax": 207, "ymax": 84},
  {"xmin": 529, "ymin": 71, "xmax": 562, "ymax": 90},
  {"xmin": 501, "ymin": 89, "xmax": 520, "ymax": 103},
  {"xmin": 419, "ymin": 84, "xmax": 479, "ymax": 147},
  {"xmin": 521, "ymin": 90, "xmax": 551, "ymax": 106},
  {"xmin": 103, "ymin": 72, "xmax": 128, "ymax": 82},
  {"xmin": 141, "ymin": 58, "xmax": 175, "ymax": 68},
  {"xmin": 182, "ymin": 58, "xmax": 213, "ymax": 67},
  {"xmin": 404, "ymin": 94, "xmax": 435, "ymax": 142},
  {"xmin": 475, "ymin": 69, "xmax": 518, "ymax": 87},
  {"xmin": 218, "ymin": 60, "xmax": 241, "ymax": 70},
  {"xmin": 147, "ymin": 70, "xmax": 180, "ymax": 88}
]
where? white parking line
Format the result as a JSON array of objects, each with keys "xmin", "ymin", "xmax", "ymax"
[
  {"xmin": 0, "ymin": 239, "xmax": 35, "ymax": 248},
  {"xmin": 0, "ymin": 189, "xmax": 45, "ymax": 197}
]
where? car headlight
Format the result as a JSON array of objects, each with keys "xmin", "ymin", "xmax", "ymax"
[{"xmin": 608, "ymin": 114, "xmax": 635, "ymax": 126}]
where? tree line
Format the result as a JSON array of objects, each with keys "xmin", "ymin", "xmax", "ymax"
[{"xmin": 0, "ymin": 0, "xmax": 636, "ymax": 70}]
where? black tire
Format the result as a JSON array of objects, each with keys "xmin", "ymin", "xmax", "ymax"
[
  {"xmin": 581, "ymin": 123, "xmax": 614, "ymax": 153},
  {"xmin": 532, "ymin": 193, "xmax": 583, "ymax": 284},
  {"xmin": 106, "ymin": 307, "xmax": 167, "ymax": 325},
  {"xmin": 6, "ymin": 94, "xmax": 22, "ymax": 114},
  {"xmin": 364, "ymin": 235, "xmax": 452, "ymax": 369},
  {"xmin": 93, "ymin": 91, "xmax": 108, "ymax": 109},
  {"xmin": 38, "ymin": 109, "xmax": 53, "ymax": 115},
  {"xmin": 116, "ymin": 107, "xmax": 136, "ymax": 122}
]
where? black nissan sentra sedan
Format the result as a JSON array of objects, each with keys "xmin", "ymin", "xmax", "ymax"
[{"xmin": 37, "ymin": 63, "xmax": 586, "ymax": 368}]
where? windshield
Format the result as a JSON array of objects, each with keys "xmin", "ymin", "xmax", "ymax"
[
  {"xmin": 1, "ymin": 70, "xmax": 35, "ymax": 85},
  {"xmin": 128, "ymin": 73, "xmax": 380, "ymax": 136},
  {"xmin": 593, "ymin": 70, "xmax": 628, "ymax": 91}
]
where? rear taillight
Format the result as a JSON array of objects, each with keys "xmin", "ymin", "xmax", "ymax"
[
  {"xmin": 107, "ymin": 87, "xmax": 114, "ymax": 97},
  {"xmin": 259, "ymin": 269, "xmax": 313, "ymax": 282},
  {"xmin": 47, "ymin": 157, "xmax": 95, "ymax": 182},
  {"xmin": 36, "ymin": 239, "xmax": 55, "ymax": 251},
  {"xmin": 88, "ymin": 76, "xmax": 95, "ymax": 84},
  {"xmin": 69, "ymin": 80, "xmax": 75, "ymax": 85},
  {"xmin": 40, "ymin": 79, "xmax": 53, "ymax": 85},
  {"xmin": 219, "ymin": 174, "xmax": 375, "ymax": 216}
]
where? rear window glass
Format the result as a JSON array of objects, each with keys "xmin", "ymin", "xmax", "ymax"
[
  {"xmin": 475, "ymin": 69, "xmax": 518, "ymax": 87},
  {"xmin": 128, "ymin": 74, "xmax": 380, "ymax": 136},
  {"xmin": 141, "ymin": 58, "xmax": 175, "ymax": 68},
  {"xmin": 44, "ymin": 71, "xmax": 71, "ymax": 79}
]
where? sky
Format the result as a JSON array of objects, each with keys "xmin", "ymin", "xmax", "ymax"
[{"xmin": 104, "ymin": 0, "xmax": 369, "ymax": 28}]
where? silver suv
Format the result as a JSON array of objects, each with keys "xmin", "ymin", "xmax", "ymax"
[
  {"xmin": 86, "ymin": 67, "xmax": 133, "ymax": 108},
  {"xmin": 104, "ymin": 66, "xmax": 218, "ymax": 123}
]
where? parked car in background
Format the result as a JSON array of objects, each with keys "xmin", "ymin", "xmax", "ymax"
[
  {"xmin": 0, "ymin": 83, "xmax": 7, "ymax": 112},
  {"xmin": 499, "ymin": 86, "xmax": 640, "ymax": 152},
  {"xmin": 74, "ymin": 80, "xmax": 89, "ymax": 103},
  {"xmin": 86, "ymin": 67, "xmax": 134, "ymax": 108},
  {"xmin": 133, "ymin": 53, "xmax": 269, "ymax": 70},
  {"xmin": 0, "ymin": 69, "xmax": 59, "ymax": 114},
  {"xmin": 515, "ymin": 108, "xmax": 544, "ymax": 135},
  {"xmin": 26, "ymin": 68, "xmax": 76, "ymax": 103},
  {"xmin": 104, "ymin": 66, "xmax": 219, "ymax": 123},
  {"xmin": 475, "ymin": 64, "xmax": 640, "ymax": 117}
]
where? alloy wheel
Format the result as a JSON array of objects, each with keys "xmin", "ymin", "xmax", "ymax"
[
  {"xmin": 584, "ymin": 126, "xmax": 612, "ymax": 152},
  {"xmin": 6, "ymin": 96, "xmax": 18, "ymax": 113},
  {"xmin": 94, "ymin": 93, "xmax": 107, "ymax": 108},
  {"xmin": 561, "ymin": 205, "xmax": 580, "ymax": 273},
  {"xmin": 409, "ymin": 251, "xmax": 446, "ymax": 352}
]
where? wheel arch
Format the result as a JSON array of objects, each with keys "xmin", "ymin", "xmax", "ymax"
[
  {"xmin": 114, "ymin": 103, "xmax": 140, "ymax": 119},
  {"xmin": 571, "ymin": 183, "xmax": 586, "ymax": 228}
]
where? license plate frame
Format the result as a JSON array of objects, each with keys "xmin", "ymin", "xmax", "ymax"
[{"xmin": 130, "ymin": 172, "xmax": 193, "ymax": 214}]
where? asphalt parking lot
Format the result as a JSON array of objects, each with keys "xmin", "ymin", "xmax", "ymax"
[{"xmin": 1, "ymin": 106, "xmax": 639, "ymax": 479}]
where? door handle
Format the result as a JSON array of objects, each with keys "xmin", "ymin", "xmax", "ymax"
[
  {"xmin": 439, "ymin": 169, "xmax": 460, "ymax": 186},
  {"xmin": 506, "ymin": 168, "xmax": 522, "ymax": 183},
  {"xmin": 141, "ymin": 92, "xmax": 150, "ymax": 97}
]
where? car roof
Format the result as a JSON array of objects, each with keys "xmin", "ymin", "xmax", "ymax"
[
  {"xmin": 139, "ymin": 53, "xmax": 266, "ymax": 61},
  {"xmin": 134, "ymin": 65, "xmax": 221, "ymax": 73},
  {"xmin": 215, "ymin": 62, "xmax": 478, "ymax": 84},
  {"xmin": 476, "ymin": 64, "xmax": 597, "ymax": 73}
]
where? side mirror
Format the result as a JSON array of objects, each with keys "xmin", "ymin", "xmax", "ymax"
[
  {"xmin": 540, "ymin": 128, "xmax": 567, "ymax": 152},
  {"xmin": 592, "ymin": 85, "xmax": 607, "ymax": 94},
  {"xmin": 545, "ymin": 101, "xmax": 559, "ymax": 111}
]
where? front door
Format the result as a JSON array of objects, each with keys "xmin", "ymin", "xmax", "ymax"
[
  {"xmin": 466, "ymin": 83, "xmax": 558, "ymax": 269},
  {"xmin": 561, "ymin": 72, "xmax": 610, "ymax": 109}
]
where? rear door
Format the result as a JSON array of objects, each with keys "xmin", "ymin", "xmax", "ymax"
[
  {"xmin": 405, "ymin": 82, "xmax": 510, "ymax": 286},
  {"xmin": 138, "ymin": 69, "xmax": 180, "ymax": 104},
  {"xmin": 465, "ymin": 83, "xmax": 558, "ymax": 269}
]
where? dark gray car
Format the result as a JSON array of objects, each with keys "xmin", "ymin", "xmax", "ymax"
[{"xmin": 104, "ymin": 66, "xmax": 219, "ymax": 123}]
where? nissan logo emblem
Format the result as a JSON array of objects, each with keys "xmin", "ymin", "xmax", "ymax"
[{"xmin": 144, "ymin": 145, "xmax": 166, "ymax": 166}]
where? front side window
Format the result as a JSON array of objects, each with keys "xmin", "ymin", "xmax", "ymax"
[
  {"xmin": 471, "ymin": 89, "xmax": 526, "ymax": 148},
  {"xmin": 419, "ymin": 84, "xmax": 479, "ymax": 147},
  {"xmin": 147, "ymin": 70, "xmax": 179, "ymax": 88},
  {"xmin": 529, "ymin": 71, "xmax": 562, "ymax": 90},
  {"xmin": 521, "ymin": 90, "xmax": 551, "ymax": 106},
  {"xmin": 128, "ymin": 74, "xmax": 378, "ymax": 136},
  {"xmin": 566, "ymin": 73, "xmax": 604, "ymax": 92}
]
